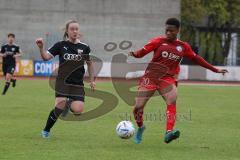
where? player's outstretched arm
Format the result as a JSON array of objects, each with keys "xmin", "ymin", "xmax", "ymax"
[
  {"xmin": 128, "ymin": 48, "xmax": 149, "ymax": 58},
  {"xmin": 35, "ymin": 38, "xmax": 53, "ymax": 61},
  {"xmin": 191, "ymin": 55, "xmax": 228, "ymax": 75},
  {"xmin": 86, "ymin": 60, "xmax": 96, "ymax": 91},
  {"xmin": 128, "ymin": 37, "xmax": 160, "ymax": 58}
]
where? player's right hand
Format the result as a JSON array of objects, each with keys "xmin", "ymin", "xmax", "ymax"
[
  {"xmin": 36, "ymin": 38, "xmax": 44, "ymax": 49},
  {"xmin": 128, "ymin": 51, "xmax": 135, "ymax": 57}
]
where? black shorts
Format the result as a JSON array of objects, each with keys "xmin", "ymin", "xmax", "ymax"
[
  {"xmin": 55, "ymin": 93, "xmax": 85, "ymax": 102},
  {"xmin": 55, "ymin": 84, "xmax": 85, "ymax": 102},
  {"xmin": 2, "ymin": 64, "xmax": 15, "ymax": 76},
  {"xmin": 54, "ymin": 76, "xmax": 85, "ymax": 101}
]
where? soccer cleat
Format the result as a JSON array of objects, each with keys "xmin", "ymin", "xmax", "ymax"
[
  {"xmin": 164, "ymin": 129, "xmax": 180, "ymax": 144},
  {"xmin": 41, "ymin": 130, "xmax": 50, "ymax": 138},
  {"xmin": 134, "ymin": 125, "xmax": 146, "ymax": 144},
  {"xmin": 12, "ymin": 79, "xmax": 16, "ymax": 88},
  {"xmin": 2, "ymin": 91, "xmax": 6, "ymax": 95}
]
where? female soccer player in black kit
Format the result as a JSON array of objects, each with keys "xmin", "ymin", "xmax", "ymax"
[
  {"xmin": 36, "ymin": 20, "xmax": 96, "ymax": 138},
  {"xmin": 0, "ymin": 33, "xmax": 22, "ymax": 95}
]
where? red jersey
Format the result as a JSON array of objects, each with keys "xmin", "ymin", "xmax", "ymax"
[{"xmin": 135, "ymin": 36, "xmax": 197, "ymax": 77}]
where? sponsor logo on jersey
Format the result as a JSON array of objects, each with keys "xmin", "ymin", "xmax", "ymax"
[
  {"xmin": 63, "ymin": 53, "xmax": 82, "ymax": 61},
  {"xmin": 161, "ymin": 51, "xmax": 181, "ymax": 61},
  {"xmin": 5, "ymin": 51, "xmax": 14, "ymax": 55},
  {"xmin": 77, "ymin": 49, "xmax": 83, "ymax": 54},
  {"xmin": 12, "ymin": 48, "xmax": 15, "ymax": 51}
]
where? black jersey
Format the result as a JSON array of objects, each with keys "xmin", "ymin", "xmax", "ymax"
[
  {"xmin": 48, "ymin": 40, "xmax": 91, "ymax": 85},
  {"xmin": 1, "ymin": 44, "xmax": 20, "ymax": 66}
]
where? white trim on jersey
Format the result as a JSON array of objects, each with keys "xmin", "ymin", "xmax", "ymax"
[
  {"xmin": 65, "ymin": 39, "xmax": 89, "ymax": 47},
  {"xmin": 142, "ymin": 47, "xmax": 148, "ymax": 51},
  {"xmin": 2, "ymin": 43, "xmax": 19, "ymax": 47},
  {"xmin": 77, "ymin": 40, "xmax": 89, "ymax": 47},
  {"xmin": 46, "ymin": 51, "xmax": 54, "ymax": 58},
  {"xmin": 18, "ymin": 49, "xmax": 22, "ymax": 53}
]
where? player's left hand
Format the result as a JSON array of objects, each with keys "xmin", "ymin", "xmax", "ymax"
[
  {"xmin": 89, "ymin": 81, "xmax": 96, "ymax": 91},
  {"xmin": 217, "ymin": 69, "xmax": 228, "ymax": 75}
]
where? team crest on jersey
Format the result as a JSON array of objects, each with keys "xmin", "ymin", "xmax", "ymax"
[
  {"xmin": 176, "ymin": 46, "xmax": 183, "ymax": 52},
  {"xmin": 77, "ymin": 49, "xmax": 83, "ymax": 54}
]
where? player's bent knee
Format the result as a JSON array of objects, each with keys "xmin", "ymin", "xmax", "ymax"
[
  {"xmin": 55, "ymin": 98, "xmax": 67, "ymax": 109},
  {"xmin": 135, "ymin": 101, "xmax": 145, "ymax": 108},
  {"xmin": 166, "ymin": 100, "xmax": 177, "ymax": 105},
  {"xmin": 71, "ymin": 107, "xmax": 84, "ymax": 114},
  {"xmin": 6, "ymin": 74, "xmax": 12, "ymax": 81},
  {"xmin": 70, "ymin": 101, "xmax": 84, "ymax": 114},
  {"xmin": 135, "ymin": 98, "xmax": 150, "ymax": 108},
  {"xmin": 163, "ymin": 90, "xmax": 177, "ymax": 104},
  {"xmin": 134, "ymin": 103, "xmax": 145, "ymax": 110},
  {"xmin": 166, "ymin": 95, "xmax": 177, "ymax": 105}
]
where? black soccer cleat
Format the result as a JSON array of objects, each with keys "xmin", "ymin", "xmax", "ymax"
[
  {"xmin": 11, "ymin": 79, "xmax": 16, "ymax": 88},
  {"xmin": 164, "ymin": 129, "xmax": 180, "ymax": 144}
]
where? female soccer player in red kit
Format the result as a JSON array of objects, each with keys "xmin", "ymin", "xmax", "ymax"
[{"xmin": 128, "ymin": 18, "xmax": 228, "ymax": 144}]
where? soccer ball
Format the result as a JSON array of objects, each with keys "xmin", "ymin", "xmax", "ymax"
[{"xmin": 116, "ymin": 121, "xmax": 135, "ymax": 139}]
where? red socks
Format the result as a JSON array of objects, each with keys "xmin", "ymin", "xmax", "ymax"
[
  {"xmin": 166, "ymin": 104, "xmax": 176, "ymax": 132},
  {"xmin": 133, "ymin": 104, "xmax": 176, "ymax": 131},
  {"xmin": 133, "ymin": 107, "xmax": 144, "ymax": 128}
]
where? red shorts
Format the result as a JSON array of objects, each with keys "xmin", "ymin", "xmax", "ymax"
[{"xmin": 138, "ymin": 76, "xmax": 178, "ymax": 91}]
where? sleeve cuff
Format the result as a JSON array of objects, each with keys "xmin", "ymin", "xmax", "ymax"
[{"xmin": 46, "ymin": 51, "xmax": 54, "ymax": 58}]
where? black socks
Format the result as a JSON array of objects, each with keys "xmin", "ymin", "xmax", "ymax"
[
  {"xmin": 43, "ymin": 107, "xmax": 64, "ymax": 132},
  {"xmin": 11, "ymin": 79, "xmax": 16, "ymax": 87},
  {"xmin": 2, "ymin": 82, "xmax": 10, "ymax": 95}
]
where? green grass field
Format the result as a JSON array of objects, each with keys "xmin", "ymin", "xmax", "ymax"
[{"xmin": 0, "ymin": 79, "xmax": 240, "ymax": 160}]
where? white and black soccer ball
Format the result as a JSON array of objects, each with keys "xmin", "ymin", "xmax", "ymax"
[{"xmin": 116, "ymin": 121, "xmax": 135, "ymax": 139}]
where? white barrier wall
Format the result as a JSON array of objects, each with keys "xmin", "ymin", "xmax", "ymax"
[
  {"xmin": 2, "ymin": 60, "xmax": 239, "ymax": 81},
  {"xmin": 206, "ymin": 66, "xmax": 240, "ymax": 81},
  {"xmin": 179, "ymin": 65, "xmax": 189, "ymax": 80},
  {"xmin": 97, "ymin": 62, "xmax": 111, "ymax": 77},
  {"xmin": 87, "ymin": 63, "xmax": 189, "ymax": 79},
  {"xmin": 93, "ymin": 63, "xmax": 239, "ymax": 81}
]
